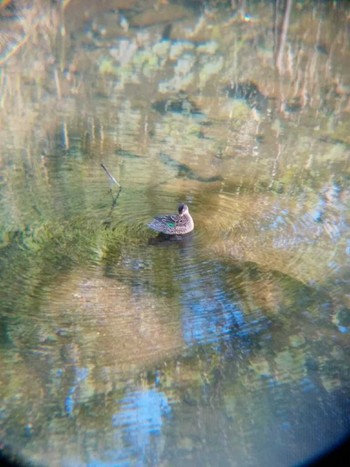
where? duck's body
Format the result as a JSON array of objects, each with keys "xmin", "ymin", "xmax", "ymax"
[{"xmin": 148, "ymin": 204, "xmax": 194, "ymax": 235}]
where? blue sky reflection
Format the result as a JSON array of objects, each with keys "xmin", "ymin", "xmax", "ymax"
[{"xmin": 111, "ymin": 389, "xmax": 171, "ymax": 464}]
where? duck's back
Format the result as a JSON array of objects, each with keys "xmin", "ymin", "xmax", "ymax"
[
  {"xmin": 148, "ymin": 212, "xmax": 194, "ymax": 235},
  {"xmin": 148, "ymin": 214, "xmax": 178, "ymax": 234}
]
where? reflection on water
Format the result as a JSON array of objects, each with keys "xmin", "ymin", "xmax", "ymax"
[
  {"xmin": 180, "ymin": 262, "xmax": 269, "ymax": 347},
  {"xmin": 112, "ymin": 389, "xmax": 171, "ymax": 465},
  {"xmin": 1, "ymin": 1, "xmax": 350, "ymax": 466}
]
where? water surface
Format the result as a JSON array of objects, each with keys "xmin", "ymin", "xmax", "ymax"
[{"xmin": 0, "ymin": 1, "xmax": 350, "ymax": 466}]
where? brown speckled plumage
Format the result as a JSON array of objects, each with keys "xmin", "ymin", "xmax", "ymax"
[{"xmin": 148, "ymin": 204, "xmax": 194, "ymax": 235}]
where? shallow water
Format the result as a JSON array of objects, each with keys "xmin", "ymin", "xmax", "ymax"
[{"xmin": 1, "ymin": 1, "xmax": 350, "ymax": 466}]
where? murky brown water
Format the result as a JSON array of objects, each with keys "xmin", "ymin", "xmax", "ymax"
[{"xmin": 1, "ymin": 1, "xmax": 350, "ymax": 466}]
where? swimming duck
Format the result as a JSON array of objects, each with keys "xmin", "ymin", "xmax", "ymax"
[{"xmin": 148, "ymin": 204, "xmax": 194, "ymax": 235}]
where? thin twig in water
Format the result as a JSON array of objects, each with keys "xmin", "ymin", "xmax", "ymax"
[
  {"xmin": 110, "ymin": 185, "xmax": 122, "ymax": 208},
  {"xmin": 100, "ymin": 163, "xmax": 122, "ymax": 222},
  {"xmin": 101, "ymin": 163, "xmax": 121, "ymax": 187}
]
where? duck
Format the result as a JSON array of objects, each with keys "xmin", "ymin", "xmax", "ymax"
[{"xmin": 148, "ymin": 203, "xmax": 194, "ymax": 235}]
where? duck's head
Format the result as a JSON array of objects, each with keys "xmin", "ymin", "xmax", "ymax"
[{"xmin": 178, "ymin": 203, "xmax": 189, "ymax": 215}]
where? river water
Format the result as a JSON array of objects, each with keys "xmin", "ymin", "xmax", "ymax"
[{"xmin": 0, "ymin": 1, "xmax": 350, "ymax": 466}]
